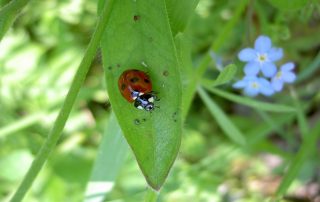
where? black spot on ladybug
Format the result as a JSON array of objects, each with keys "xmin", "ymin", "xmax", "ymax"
[
  {"xmin": 144, "ymin": 79, "xmax": 150, "ymax": 83},
  {"xmin": 134, "ymin": 119, "xmax": 141, "ymax": 125},
  {"xmin": 108, "ymin": 66, "xmax": 112, "ymax": 70},
  {"xmin": 121, "ymin": 83, "xmax": 126, "ymax": 90},
  {"xmin": 130, "ymin": 77, "xmax": 139, "ymax": 83},
  {"xmin": 133, "ymin": 15, "xmax": 140, "ymax": 21},
  {"xmin": 163, "ymin": 70, "xmax": 169, "ymax": 77}
]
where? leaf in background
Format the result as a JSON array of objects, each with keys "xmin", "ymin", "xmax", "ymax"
[
  {"xmin": 201, "ymin": 64, "xmax": 237, "ymax": 87},
  {"xmin": 175, "ymin": 33, "xmax": 196, "ymax": 118},
  {"xmin": 203, "ymin": 87, "xmax": 296, "ymax": 113},
  {"xmin": 0, "ymin": 0, "xmax": 29, "ymax": 41},
  {"xmin": 84, "ymin": 114, "xmax": 128, "ymax": 202},
  {"xmin": 100, "ymin": 0, "xmax": 182, "ymax": 190},
  {"xmin": 198, "ymin": 87, "xmax": 247, "ymax": 146},
  {"xmin": 267, "ymin": 0, "xmax": 308, "ymax": 10},
  {"xmin": 165, "ymin": 0, "xmax": 199, "ymax": 36}
]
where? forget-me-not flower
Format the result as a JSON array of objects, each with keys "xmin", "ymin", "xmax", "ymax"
[
  {"xmin": 233, "ymin": 76, "xmax": 274, "ymax": 97},
  {"xmin": 271, "ymin": 62, "xmax": 296, "ymax": 92},
  {"xmin": 238, "ymin": 35, "xmax": 283, "ymax": 78}
]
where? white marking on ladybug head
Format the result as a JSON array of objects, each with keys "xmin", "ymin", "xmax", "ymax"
[
  {"xmin": 139, "ymin": 92, "xmax": 144, "ymax": 96},
  {"xmin": 148, "ymin": 97, "xmax": 154, "ymax": 103},
  {"xmin": 137, "ymin": 105, "xmax": 143, "ymax": 110}
]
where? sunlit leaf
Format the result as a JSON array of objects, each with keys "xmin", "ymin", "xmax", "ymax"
[{"xmin": 84, "ymin": 114, "xmax": 128, "ymax": 202}]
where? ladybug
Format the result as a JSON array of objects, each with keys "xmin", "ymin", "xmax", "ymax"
[{"xmin": 118, "ymin": 69, "xmax": 158, "ymax": 111}]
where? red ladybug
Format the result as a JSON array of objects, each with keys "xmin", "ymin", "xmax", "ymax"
[{"xmin": 118, "ymin": 69, "xmax": 158, "ymax": 111}]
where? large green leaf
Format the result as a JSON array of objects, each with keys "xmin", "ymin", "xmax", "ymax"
[{"xmin": 100, "ymin": 0, "xmax": 182, "ymax": 190}]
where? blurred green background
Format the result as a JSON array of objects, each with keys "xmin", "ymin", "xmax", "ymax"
[{"xmin": 0, "ymin": 0, "xmax": 319, "ymax": 201}]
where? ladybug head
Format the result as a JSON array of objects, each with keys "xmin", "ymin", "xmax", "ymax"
[{"xmin": 134, "ymin": 93, "xmax": 157, "ymax": 111}]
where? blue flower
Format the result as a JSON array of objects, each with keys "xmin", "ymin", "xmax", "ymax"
[
  {"xmin": 271, "ymin": 62, "xmax": 296, "ymax": 92},
  {"xmin": 238, "ymin": 35, "xmax": 283, "ymax": 78},
  {"xmin": 233, "ymin": 76, "xmax": 274, "ymax": 97}
]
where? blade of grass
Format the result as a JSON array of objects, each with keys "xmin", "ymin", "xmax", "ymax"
[
  {"xmin": 290, "ymin": 87, "xmax": 310, "ymax": 138},
  {"xmin": 198, "ymin": 87, "xmax": 246, "ymax": 146},
  {"xmin": 247, "ymin": 114, "xmax": 295, "ymax": 146},
  {"xmin": 0, "ymin": 0, "xmax": 30, "ymax": 41},
  {"xmin": 0, "ymin": 113, "xmax": 45, "ymax": 139},
  {"xmin": 84, "ymin": 113, "xmax": 128, "ymax": 202},
  {"xmin": 203, "ymin": 86, "xmax": 296, "ymax": 113},
  {"xmin": 196, "ymin": 0, "xmax": 248, "ymax": 77},
  {"xmin": 296, "ymin": 50, "xmax": 320, "ymax": 83},
  {"xmin": 9, "ymin": 1, "xmax": 115, "ymax": 201},
  {"xmin": 276, "ymin": 119, "xmax": 320, "ymax": 197}
]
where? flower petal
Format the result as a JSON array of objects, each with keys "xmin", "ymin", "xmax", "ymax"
[
  {"xmin": 244, "ymin": 86, "xmax": 259, "ymax": 97},
  {"xmin": 271, "ymin": 79, "xmax": 284, "ymax": 92},
  {"xmin": 268, "ymin": 48, "xmax": 283, "ymax": 62},
  {"xmin": 238, "ymin": 48, "xmax": 256, "ymax": 62},
  {"xmin": 259, "ymin": 78, "xmax": 274, "ymax": 96},
  {"xmin": 261, "ymin": 62, "xmax": 277, "ymax": 78},
  {"xmin": 254, "ymin": 35, "xmax": 272, "ymax": 52},
  {"xmin": 244, "ymin": 62, "xmax": 260, "ymax": 76},
  {"xmin": 280, "ymin": 62, "xmax": 295, "ymax": 71},
  {"xmin": 282, "ymin": 72, "xmax": 296, "ymax": 83},
  {"xmin": 233, "ymin": 79, "xmax": 247, "ymax": 89}
]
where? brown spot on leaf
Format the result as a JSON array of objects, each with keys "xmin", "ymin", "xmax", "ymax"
[
  {"xmin": 163, "ymin": 70, "xmax": 169, "ymax": 77},
  {"xmin": 133, "ymin": 15, "xmax": 140, "ymax": 21}
]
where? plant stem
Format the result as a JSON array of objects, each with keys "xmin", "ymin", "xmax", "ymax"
[
  {"xmin": 10, "ymin": 0, "xmax": 115, "ymax": 201},
  {"xmin": 144, "ymin": 187, "xmax": 159, "ymax": 202}
]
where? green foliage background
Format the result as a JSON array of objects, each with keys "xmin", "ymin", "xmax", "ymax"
[{"xmin": 0, "ymin": 0, "xmax": 319, "ymax": 201}]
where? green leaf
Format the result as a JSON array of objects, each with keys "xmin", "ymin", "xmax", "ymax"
[
  {"xmin": 84, "ymin": 114, "xmax": 128, "ymax": 202},
  {"xmin": 267, "ymin": 0, "xmax": 308, "ymax": 10},
  {"xmin": 165, "ymin": 0, "xmax": 199, "ymax": 36},
  {"xmin": 203, "ymin": 87, "xmax": 296, "ymax": 113},
  {"xmin": 175, "ymin": 33, "xmax": 196, "ymax": 118},
  {"xmin": 100, "ymin": 0, "xmax": 182, "ymax": 190},
  {"xmin": 0, "ymin": 0, "xmax": 29, "ymax": 41},
  {"xmin": 198, "ymin": 87, "xmax": 246, "ymax": 146},
  {"xmin": 201, "ymin": 64, "xmax": 237, "ymax": 87},
  {"xmin": 276, "ymin": 120, "xmax": 320, "ymax": 196}
]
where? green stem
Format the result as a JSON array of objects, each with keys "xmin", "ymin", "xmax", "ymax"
[
  {"xmin": 144, "ymin": 187, "xmax": 159, "ymax": 202},
  {"xmin": 10, "ymin": 0, "xmax": 115, "ymax": 201}
]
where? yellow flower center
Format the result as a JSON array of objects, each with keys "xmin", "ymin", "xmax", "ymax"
[
  {"xmin": 258, "ymin": 54, "xmax": 267, "ymax": 62},
  {"xmin": 251, "ymin": 82, "xmax": 260, "ymax": 89},
  {"xmin": 276, "ymin": 71, "xmax": 282, "ymax": 79}
]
